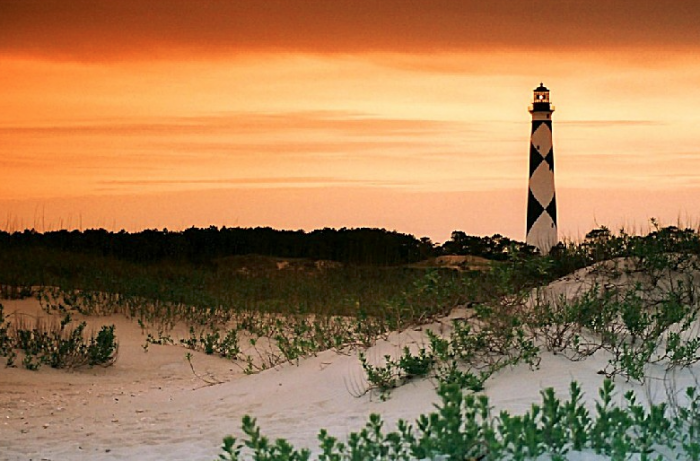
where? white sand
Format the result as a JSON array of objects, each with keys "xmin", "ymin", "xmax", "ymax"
[{"xmin": 2, "ymin": 268, "xmax": 699, "ymax": 460}]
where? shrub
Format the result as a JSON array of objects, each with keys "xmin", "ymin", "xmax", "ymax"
[
  {"xmin": 0, "ymin": 307, "xmax": 117, "ymax": 370},
  {"xmin": 218, "ymin": 379, "xmax": 700, "ymax": 460}
]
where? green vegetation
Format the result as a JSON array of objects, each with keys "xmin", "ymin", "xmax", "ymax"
[
  {"xmin": 359, "ymin": 249, "xmax": 700, "ymax": 398},
  {"xmin": 2, "ymin": 222, "xmax": 700, "ymax": 458},
  {"xmin": 1, "ymin": 249, "xmax": 477, "ymax": 320},
  {"xmin": 0, "ymin": 228, "xmax": 496, "ymax": 373},
  {"xmin": 0, "ymin": 304, "xmax": 117, "ymax": 370},
  {"xmin": 217, "ymin": 381, "xmax": 700, "ymax": 461},
  {"xmin": 212, "ymin": 223, "xmax": 700, "ymax": 460}
]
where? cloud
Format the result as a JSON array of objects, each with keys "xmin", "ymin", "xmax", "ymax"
[
  {"xmin": 0, "ymin": 111, "xmax": 480, "ymax": 168},
  {"xmin": 558, "ymin": 120, "xmax": 663, "ymax": 127},
  {"xmin": 96, "ymin": 176, "xmax": 407, "ymax": 187},
  {"xmin": 0, "ymin": 111, "xmax": 465, "ymax": 137},
  {"xmin": 2, "ymin": 1, "xmax": 699, "ymax": 61},
  {"xmin": 0, "ymin": 110, "xmax": 480, "ymax": 174},
  {"xmin": 0, "ymin": 109, "xmax": 497, "ymax": 199}
]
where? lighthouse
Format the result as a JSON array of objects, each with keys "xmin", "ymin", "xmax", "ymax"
[{"xmin": 526, "ymin": 83, "xmax": 558, "ymax": 253}]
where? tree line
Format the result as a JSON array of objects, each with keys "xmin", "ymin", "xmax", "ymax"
[{"xmin": 0, "ymin": 227, "xmax": 532, "ymax": 266}]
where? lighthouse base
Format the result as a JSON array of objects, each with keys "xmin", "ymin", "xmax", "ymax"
[{"xmin": 526, "ymin": 213, "xmax": 557, "ymax": 254}]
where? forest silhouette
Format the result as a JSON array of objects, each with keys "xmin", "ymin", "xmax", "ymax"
[{"xmin": 0, "ymin": 227, "xmax": 532, "ymax": 266}]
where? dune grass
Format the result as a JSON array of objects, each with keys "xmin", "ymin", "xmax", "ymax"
[{"xmin": 0, "ymin": 245, "xmax": 482, "ymax": 372}]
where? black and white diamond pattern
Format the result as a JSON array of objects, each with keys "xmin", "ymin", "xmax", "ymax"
[{"xmin": 526, "ymin": 120, "xmax": 557, "ymax": 252}]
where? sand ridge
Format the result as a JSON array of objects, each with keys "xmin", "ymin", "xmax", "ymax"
[{"xmin": 2, "ymin": 264, "xmax": 700, "ymax": 460}]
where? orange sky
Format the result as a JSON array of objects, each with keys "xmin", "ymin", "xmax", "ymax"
[{"xmin": 2, "ymin": 1, "xmax": 700, "ymax": 242}]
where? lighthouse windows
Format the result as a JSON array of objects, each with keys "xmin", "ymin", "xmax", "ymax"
[{"xmin": 534, "ymin": 92, "xmax": 549, "ymax": 103}]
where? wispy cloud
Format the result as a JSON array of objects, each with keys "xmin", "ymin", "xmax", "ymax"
[
  {"xmin": 559, "ymin": 120, "xmax": 664, "ymax": 127},
  {"xmin": 0, "ymin": 110, "xmax": 499, "ymax": 198},
  {"xmin": 0, "ymin": 111, "xmax": 469, "ymax": 137},
  {"xmin": 0, "ymin": 111, "xmax": 483, "ymax": 169},
  {"xmin": 97, "ymin": 176, "xmax": 407, "ymax": 187}
]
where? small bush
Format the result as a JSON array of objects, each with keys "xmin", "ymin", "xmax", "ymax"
[
  {"xmin": 218, "ymin": 379, "xmax": 700, "ymax": 460},
  {"xmin": 0, "ymin": 306, "xmax": 117, "ymax": 370}
]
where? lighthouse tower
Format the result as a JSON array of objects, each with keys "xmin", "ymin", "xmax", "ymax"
[{"xmin": 526, "ymin": 83, "xmax": 558, "ymax": 253}]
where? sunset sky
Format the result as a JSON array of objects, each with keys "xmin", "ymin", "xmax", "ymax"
[{"xmin": 2, "ymin": 1, "xmax": 700, "ymax": 243}]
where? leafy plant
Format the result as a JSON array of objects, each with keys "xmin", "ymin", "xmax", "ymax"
[
  {"xmin": 1, "ymin": 308, "xmax": 117, "ymax": 370},
  {"xmin": 218, "ymin": 379, "xmax": 700, "ymax": 460},
  {"xmin": 0, "ymin": 303, "xmax": 11, "ymax": 358},
  {"xmin": 358, "ymin": 352, "xmax": 399, "ymax": 398}
]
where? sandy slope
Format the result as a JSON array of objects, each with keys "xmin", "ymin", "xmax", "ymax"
[
  {"xmin": 0, "ymin": 298, "xmax": 441, "ymax": 461},
  {"xmin": 2, "ymin": 267, "xmax": 700, "ymax": 460}
]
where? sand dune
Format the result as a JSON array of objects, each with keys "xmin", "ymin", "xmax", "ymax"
[{"xmin": 2, "ymin": 265, "xmax": 699, "ymax": 460}]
